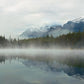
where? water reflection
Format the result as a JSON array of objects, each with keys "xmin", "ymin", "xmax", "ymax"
[
  {"xmin": 0, "ymin": 54, "xmax": 84, "ymax": 80},
  {"xmin": 0, "ymin": 56, "xmax": 6, "ymax": 63},
  {"xmin": 22, "ymin": 58, "xmax": 84, "ymax": 79}
]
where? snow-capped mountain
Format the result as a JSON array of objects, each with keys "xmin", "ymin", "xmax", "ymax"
[
  {"xmin": 20, "ymin": 25, "xmax": 51, "ymax": 38},
  {"xmin": 63, "ymin": 17, "xmax": 84, "ymax": 32},
  {"xmin": 72, "ymin": 17, "xmax": 84, "ymax": 23},
  {"xmin": 20, "ymin": 17, "xmax": 84, "ymax": 39},
  {"xmin": 20, "ymin": 24, "xmax": 64, "ymax": 38}
]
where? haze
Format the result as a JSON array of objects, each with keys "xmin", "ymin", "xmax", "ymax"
[{"xmin": 0, "ymin": 48, "xmax": 83, "ymax": 57}]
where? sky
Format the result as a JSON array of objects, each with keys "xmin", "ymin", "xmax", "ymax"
[{"xmin": 0, "ymin": 0, "xmax": 84, "ymax": 38}]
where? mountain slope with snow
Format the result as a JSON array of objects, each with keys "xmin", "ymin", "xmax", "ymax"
[
  {"xmin": 20, "ymin": 25, "xmax": 64, "ymax": 39},
  {"xmin": 63, "ymin": 18, "xmax": 84, "ymax": 32},
  {"xmin": 20, "ymin": 18, "xmax": 84, "ymax": 39},
  {"xmin": 20, "ymin": 25, "xmax": 50, "ymax": 38}
]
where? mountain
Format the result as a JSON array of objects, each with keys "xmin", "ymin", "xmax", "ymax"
[
  {"xmin": 20, "ymin": 25, "xmax": 50, "ymax": 38},
  {"xmin": 47, "ymin": 25, "xmax": 70, "ymax": 37},
  {"xmin": 63, "ymin": 17, "xmax": 84, "ymax": 32},
  {"xmin": 20, "ymin": 17, "xmax": 84, "ymax": 39},
  {"xmin": 20, "ymin": 24, "xmax": 65, "ymax": 38}
]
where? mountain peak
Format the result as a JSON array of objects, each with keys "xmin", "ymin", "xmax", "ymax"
[{"xmin": 71, "ymin": 17, "xmax": 84, "ymax": 23}]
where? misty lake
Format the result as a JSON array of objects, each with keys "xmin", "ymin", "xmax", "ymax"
[{"xmin": 0, "ymin": 49, "xmax": 84, "ymax": 84}]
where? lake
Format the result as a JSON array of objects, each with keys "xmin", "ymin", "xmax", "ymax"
[{"xmin": 0, "ymin": 49, "xmax": 84, "ymax": 84}]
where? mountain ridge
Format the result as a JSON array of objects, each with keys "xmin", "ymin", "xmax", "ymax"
[{"xmin": 20, "ymin": 17, "xmax": 84, "ymax": 39}]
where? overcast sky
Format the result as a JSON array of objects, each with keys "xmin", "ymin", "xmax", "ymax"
[{"xmin": 0, "ymin": 0, "xmax": 84, "ymax": 38}]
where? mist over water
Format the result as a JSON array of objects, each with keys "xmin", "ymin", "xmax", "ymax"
[
  {"xmin": 0, "ymin": 48, "xmax": 83, "ymax": 56},
  {"xmin": 0, "ymin": 48, "xmax": 84, "ymax": 84}
]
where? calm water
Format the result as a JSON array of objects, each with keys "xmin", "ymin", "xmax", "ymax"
[{"xmin": 0, "ymin": 49, "xmax": 84, "ymax": 84}]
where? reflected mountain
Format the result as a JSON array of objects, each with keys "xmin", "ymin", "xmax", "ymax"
[
  {"xmin": 0, "ymin": 51, "xmax": 84, "ymax": 80},
  {"xmin": 21, "ymin": 55, "xmax": 84, "ymax": 79}
]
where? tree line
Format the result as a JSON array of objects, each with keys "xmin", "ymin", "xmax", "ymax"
[{"xmin": 0, "ymin": 31, "xmax": 84, "ymax": 48}]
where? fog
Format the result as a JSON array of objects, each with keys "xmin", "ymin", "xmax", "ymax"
[
  {"xmin": 0, "ymin": 48, "xmax": 84, "ymax": 66},
  {"xmin": 0, "ymin": 48, "xmax": 83, "ymax": 56}
]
